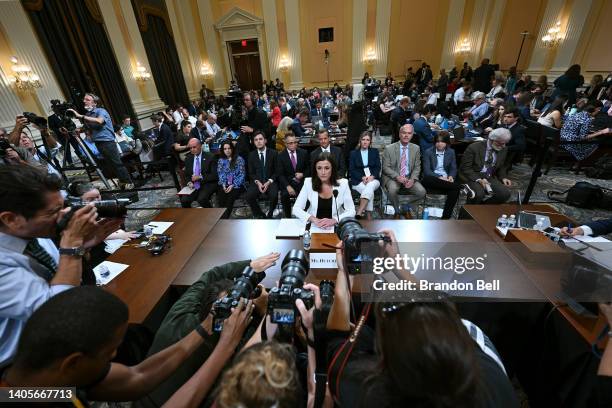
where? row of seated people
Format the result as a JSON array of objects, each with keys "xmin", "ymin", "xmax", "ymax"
[{"xmin": 180, "ymin": 123, "xmax": 513, "ymax": 220}]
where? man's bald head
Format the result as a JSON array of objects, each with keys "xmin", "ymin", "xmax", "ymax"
[{"xmin": 188, "ymin": 137, "xmax": 202, "ymax": 155}]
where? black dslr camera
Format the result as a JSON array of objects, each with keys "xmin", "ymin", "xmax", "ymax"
[
  {"xmin": 335, "ymin": 218, "xmax": 391, "ymax": 275},
  {"xmin": 22, "ymin": 112, "xmax": 48, "ymax": 128},
  {"xmin": 0, "ymin": 139, "xmax": 11, "ymax": 159},
  {"xmin": 267, "ymin": 250, "xmax": 314, "ymax": 325},
  {"xmin": 212, "ymin": 266, "xmax": 265, "ymax": 332}
]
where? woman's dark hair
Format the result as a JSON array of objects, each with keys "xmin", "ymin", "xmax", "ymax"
[
  {"xmin": 362, "ymin": 297, "xmax": 480, "ymax": 407},
  {"xmin": 198, "ymin": 279, "xmax": 234, "ymax": 321},
  {"xmin": 311, "ymin": 152, "xmax": 339, "ymax": 192},
  {"xmin": 434, "ymin": 131, "xmax": 451, "ymax": 145},
  {"xmin": 180, "ymin": 120, "xmax": 191, "ymax": 132},
  {"xmin": 584, "ymin": 100, "xmax": 604, "ymax": 114},
  {"xmin": 548, "ymin": 96, "xmax": 567, "ymax": 115},
  {"xmin": 0, "ymin": 165, "xmax": 63, "ymax": 221},
  {"xmin": 565, "ymin": 64, "xmax": 581, "ymax": 79},
  {"xmin": 269, "ymin": 100, "xmax": 277, "ymax": 109},
  {"xmin": 219, "ymin": 140, "xmax": 238, "ymax": 168}
]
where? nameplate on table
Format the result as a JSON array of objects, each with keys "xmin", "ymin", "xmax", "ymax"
[{"xmin": 309, "ymin": 252, "xmax": 337, "ymax": 269}]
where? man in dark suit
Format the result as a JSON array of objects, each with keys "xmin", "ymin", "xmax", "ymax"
[
  {"xmin": 390, "ymin": 97, "xmax": 413, "ymax": 143},
  {"xmin": 458, "ymin": 128, "xmax": 513, "ymax": 204},
  {"xmin": 187, "ymin": 100, "xmax": 198, "ymax": 117},
  {"xmin": 310, "ymin": 100, "xmax": 329, "ymax": 127},
  {"xmin": 180, "ymin": 138, "xmax": 218, "ymax": 208},
  {"xmin": 415, "ymin": 62, "xmax": 433, "ymax": 91},
  {"xmin": 472, "ymin": 59, "xmax": 495, "ymax": 93},
  {"xmin": 310, "ymin": 129, "xmax": 345, "ymax": 177},
  {"xmin": 500, "ymin": 107, "xmax": 526, "ymax": 171},
  {"xmin": 277, "ymin": 133, "xmax": 309, "ymax": 217},
  {"xmin": 189, "ymin": 120, "xmax": 208, "ymax": 144},
  {"xmin": 561, "ymin": 218, "xmax": 612, "ymax": 237},
  {"xmin": 241, "ymin": 92, "xmax": 271, "ymax": 141},
  {"xmin": 151, "ymin": 114, "xmax": 174, "ymax": 160},
  {"xmin": 246, "ymin": 131, "xmax": 279, "ymax": 218}
]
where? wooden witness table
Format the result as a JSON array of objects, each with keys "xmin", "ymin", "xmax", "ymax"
[
  {"xmin": 461, "ymin": 204, "xmax": 607, "ymax": 345},
  {"xmin": 102, "ymin": 208, "xmax": 224, "ymax": 323},
  {"xmin": 174, "ymin": 219, "xmax": 496, "ymax": 288}
]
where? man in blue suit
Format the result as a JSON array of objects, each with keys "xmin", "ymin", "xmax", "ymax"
[
  {"xmin": 560, "ymin": 219, "xmax": 612, "ymax": 237},
  {"xmin": 421, "ymin": 132, "xmax": 474, "ymax": 219},
  {"xmin": 310, "ymin": 100, "xmax": 329, "ymax": 127},
  {"xmin": 413, "ymin": 105, "xmax": 438, "ymax": 152}
]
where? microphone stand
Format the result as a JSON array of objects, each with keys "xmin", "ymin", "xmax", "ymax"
[{"xmin": 333, "ymin": 189, "xmax": 340, "ymax": 225}]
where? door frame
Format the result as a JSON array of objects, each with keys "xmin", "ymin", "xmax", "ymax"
[
  {"xmin": 228, "ymin": 46, "xmax": 263, "ymax": 90},
  {"xmin": 214, "ymin": 8, "xmax": 268, "ymax": 86}
]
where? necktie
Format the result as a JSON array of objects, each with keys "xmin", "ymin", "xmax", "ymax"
[
  {"xmin": 25, "ymin": 239, "xmax": 57, "ymax": 281},
  {"xmin": 290, "ymin": 151, "xmax": 297, "ymax": 171},
  {"xmin": 193, "ymin": 155, "xmax": 201, "ymax": 189},
  {"xmin": 400, "ymin": 146, "xmax": 408, "ymax": 177},
  {"xmin": 260, "ymin": 152, "xmax": 266, "ymax": 179}
]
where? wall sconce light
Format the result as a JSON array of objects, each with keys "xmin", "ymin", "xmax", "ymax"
[
  {"xmin": 279, "ymin": 56, "xmax": 290, "ymax": 72},
  {"xmin": 455, "ymin": 39, "xmax": 471, "ymax": 55},
  {"xmin": 200, "ymin": 63, "xmax": 213, "ymax": 78},
  {"xmin": 9, "ymin": 56, "xmax": 41, "ymax": 90},
  {"xmin": 542, "ymin": 21, "xmax": 563, "ymax": 48},
  {"xmin": 363, "ymin": 48, "xmax": 376, "ymax": 65},
  {"xmin": 134, "ymin": 61, "xmax": 151, "ymax": 81}
]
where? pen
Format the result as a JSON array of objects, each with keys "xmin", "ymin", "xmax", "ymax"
[{"xmin": 567, "ymin": 223, "xmax": 573, "ymax": 234}]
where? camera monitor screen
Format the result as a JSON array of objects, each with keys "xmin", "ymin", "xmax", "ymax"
[{"xmin": 271, "ymin": 308, "xmax": 295, "ymax": 324}]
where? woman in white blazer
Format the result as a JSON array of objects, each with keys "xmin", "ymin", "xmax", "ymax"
[{"xmin": 292, "ymin": 152, "xmax": 356, "ymax": 229}]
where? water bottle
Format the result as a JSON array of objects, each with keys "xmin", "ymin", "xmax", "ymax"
[
  {"xmin": 535, "ymin": 220, "xmax": 544, "ymax": 231},
  {"xmin": 508, "ymin": 214, "xmax": 517, "ymax": 228},
  {"xmin": 303, "ymin": 230, "xmax": 311, "ymax": 251},
  {"xmin": 144, "ymin": 225, "xmax": 154, "ymax": 238},
  {"xmin": 203, "ymin": 143, "xmax": 210, "ymax": 153},
  {"xmin": 497, "ymin": 214, "xmax": 508, "ymax": 228},
  {"xmin": 423, "ymin": 208, "xmax": 429, "ymax": 220}
]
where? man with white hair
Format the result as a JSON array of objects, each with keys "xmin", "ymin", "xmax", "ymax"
[
  {"xmin": 467, "ymin": 92, "xmax": 489, "ymax": 122},
  {"xmin": 458, "ymin": 128, "xmax": 512, "ymax": 204},
  {"xmin": 205, "ymin": 113, "xmax": 221, "ymax": 140}
]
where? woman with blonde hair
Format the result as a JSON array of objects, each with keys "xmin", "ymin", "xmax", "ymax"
[
  {"xmin": 216, "ymin": 341, "xmax": 302, "ymax": 408},
  {"xmin": 275, "ymin": 116, "xmax": 295, "ymax": 151}
]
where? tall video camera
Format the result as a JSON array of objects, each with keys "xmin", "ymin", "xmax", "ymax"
[
  {"xmin": 212, "ymin": 265, "xmax": 265, "ymax": 332},
  {"xmin": 336, "ymin": 218, "xmax": 391, "ymax": 275},
  {"xmin": 50, "ymin": 99, "xmax": 78, "ymax": 132}
]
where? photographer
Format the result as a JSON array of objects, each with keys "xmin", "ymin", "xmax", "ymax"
[
  {"xmin": 0, "ymin": 124, "xmax": 41, "ymax": 168},
  {"xmin": 67, "ymin": 93, "xmax": 133, "ymax": 189},
  {"xmin": 18, "ymin": 131, "xmax": 61, "ymax": 177},
  {"xmin": 326, "ymin": 231, "xmax": 518, "ymax": 407},
  {"xmin": 1, "ymin": 286, "xmax": 252, "ymax": 406},
  {"xmin": 138, "ymin": 252, "xmax": 280, "ymax": 407},
  {"xmin": 0, "ymin": 165, "xmax": 123, "ymax": 366}
]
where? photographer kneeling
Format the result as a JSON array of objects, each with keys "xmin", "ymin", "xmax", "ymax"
[
  {"xmin": 137, "ymin": 252, "xmax": 281, "ymax": 407},
  {"xmin": 326, "ymin": 229, "xmax": 519, "ymax": 407},
  {"xmin": 0, "ymin": 165, "xmax": 123, "ymax": 367}
]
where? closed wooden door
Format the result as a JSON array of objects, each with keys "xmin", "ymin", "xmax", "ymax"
[{"xmin": 232, "ymin": 54, "xmax": 262, "ymax": 92}]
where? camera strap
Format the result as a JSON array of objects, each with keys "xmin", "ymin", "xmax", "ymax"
[
  {"xmin": 312, "ymin": 307, "xmax": 329, "ymax": 408},
  {"xmin": 327, "ymin": 303, "xmax": 372, "ymax": 405}
]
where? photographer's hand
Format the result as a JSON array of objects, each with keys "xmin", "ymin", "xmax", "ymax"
[
  {"xmin": 295, "ymin": 283, "xmax": 322, "ymax": 339},
  {"xmin": 82, "ymin": 217, "xmax": 126, "ymax": 249},
  {"xmin": 327, "ymin": 242, "xmax": 351, "ymax": 332},
  {"xmin": 598, "ymin": 303, "xmax": 612, "ymax": 377},
  {"xmin": 219, "ymin": 298, "xmax": 254, "ymax": 350},
  {"xmin": 252, "ymin": 285, "xmax": 269, "ymax": 316},
  {"xmin": 59, "ymin": 205, "xmax": 98, "ymax": 248},
  {"xmin": 250, "ymin": 252, "xmax": 280, "ymax": 272}
]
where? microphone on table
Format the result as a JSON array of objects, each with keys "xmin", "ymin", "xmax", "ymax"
[{"xmin": 333, "ymin": 189, "xmax": 340, "ymax": 223}]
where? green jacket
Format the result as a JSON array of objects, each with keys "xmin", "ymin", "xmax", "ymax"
[{"xmin": 136, "ymin": 260, "xmax": 250, "ymax": 408}]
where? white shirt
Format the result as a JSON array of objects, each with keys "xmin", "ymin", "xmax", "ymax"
[
  {"xmin": 320, "ymin": 146, "xmax": 331, "ymax": 153},
  {"xmin": 205, "ymin": 121, "xmax": 221, "ymax": 137},
  {"xmin": 453, "ymin": 87, "xmax": 466, "ymax": 103},
  {"xmin": 172, "ymin": 111, "xmax": 182, "ymax": 124}
]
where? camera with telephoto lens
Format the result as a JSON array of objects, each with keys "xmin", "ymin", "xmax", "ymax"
[
  {"xmin": 65, "ymin": 196, "xmax": 130, "ymax": 218},
  {"xmin": 22, "ymin": 112, "xmax": 48, "ymax": 128},
  {"xmin": 335, "ymin": 217, "xmax": 391, "ymax": 275},
  {"xmin": 267, "ymin": 249, "xmax": 314, "ymax": 325},
  {"xmin": 212, "ymin": 266, "xmax": 265, "ymax": 332}
]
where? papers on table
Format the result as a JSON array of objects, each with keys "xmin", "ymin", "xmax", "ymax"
[
  {"xmin": 310, "ymin": 224, "xmax": 335, "ymax": 234},
  {"xmin": 104, "ymin": 238, "xmax": 128, "ymax": 254},
  {"xmin": 146, "ymin": 221, "xmax": 174, "ymax": 234},
  {"xmin": 177, "ymin": 186, "xmax": 195, "ymax": 195},
  {"xmin": 425, "ymin": 207, "xmax": 443, "ymax": 218},
  {"xmin": 562, "ymin": 235, "xmax": 611, "ymax": 244},
  {"xmin": 94, "ymin": 261, "xmax": 129, "ymax": 285},
  {"xmin": 275, "ymin": 218, "xmax": 305, "ymax": 238}
]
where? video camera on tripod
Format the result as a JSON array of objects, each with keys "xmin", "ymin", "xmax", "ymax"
[{"xmin": 50, "ymin": 99, "xmax": 78, "ymax": 132}]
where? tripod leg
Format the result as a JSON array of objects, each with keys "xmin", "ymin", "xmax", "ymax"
[{"xmin": 71, "ymin": 134, "xmax": 111, "ymax": 189}]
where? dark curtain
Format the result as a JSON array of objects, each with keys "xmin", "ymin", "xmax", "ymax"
[
  {"xmin": 138, "ymin": 14, "xmax": 189, "ymax": 106},
  {"xmin": 22, "ymin": 0, "xmax": 135, "ymax": 122}
]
